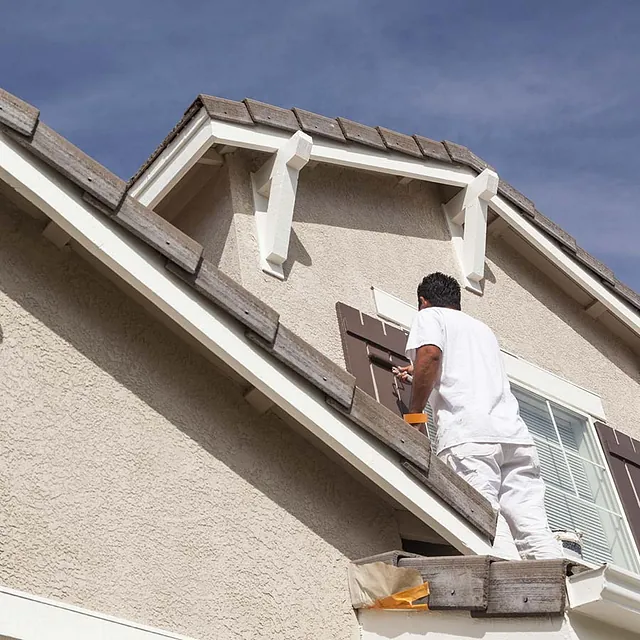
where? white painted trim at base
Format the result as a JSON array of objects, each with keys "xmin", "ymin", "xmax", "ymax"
[
  {"xmin": 567, "ymin": 564, "xmax": 640, "ymax": 634},
  {"xmin": 0, "ymin": 131, "xmax": 493, "ymax": 557},
  {"xmin": 0, "ymin": 584, "xmax": 195, "ymax": 640},
  {"xmin": 359, "ymin": 607, "xmax": 640, "ymax": 640},
  {"xmin": 370, "ymin": 286, "xmax": 606, "ymax": 419}
]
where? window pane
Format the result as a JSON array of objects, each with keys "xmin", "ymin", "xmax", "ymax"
[
  {"xmin": 513, "ymin": 388, "xmax": 558, "ymax": 444},
  {"xmin": 534, "ymin": 437, "xmax": 575, "ymax": 494},
  {"xmin": 551, "ymin": 403, "xmax": 600, "ymax": 462},
  {"xmin": 566, "ymin": 452, "xmax": 619, "ymax": 511},
  {"xmin": 545, "ymin": 486, "xmax": 613, "ymax": 564}
]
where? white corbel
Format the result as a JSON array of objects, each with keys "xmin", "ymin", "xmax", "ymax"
[
  {"xmin": 442, "ymin": 168, "xmax": 499, "ymax": 294},
  {"xmin": 250, "ymin": 131, "xmax": 313, "ymax": 279}
]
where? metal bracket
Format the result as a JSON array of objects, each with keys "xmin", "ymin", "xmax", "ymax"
[
  {"xmin": 442, "ymin": 168, "xmax": 499, "ymax": 294},
  {"xmin": 250, "ymin": 131, "xmax": 312, "ymax": 279}
]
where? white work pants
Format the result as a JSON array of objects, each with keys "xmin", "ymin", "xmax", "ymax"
[{"xmin": 439, "ymin": 443, "xmax": 563, "ymax": 560}]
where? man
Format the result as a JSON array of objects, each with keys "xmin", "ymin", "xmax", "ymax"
[{"xmin": 397, "ymin": 272, "xmax": 562, "ymax": 560}]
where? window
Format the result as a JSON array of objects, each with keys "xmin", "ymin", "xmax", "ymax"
[{"xmin": 510, "ymin": 387, "xmax": 638, "ymax": 571}]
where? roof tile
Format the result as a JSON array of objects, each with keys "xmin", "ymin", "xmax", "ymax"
[
  {"xmin": 575, "ymin": 247, "xmax": 616, "ymax": 284},
  {"xmin": 5, "ymin": 121, "xmax": 127, "ymax": 211},
  {"xmin": 199, "ymin": 95, "xmax": 253, "ymax": 125},
  {"xmin": 610, "ymin": 280, "xmax": 640, "ymax": 310},
  {"xmin": 113, "ymin": 196, "xmax": 203, "ymax": 273},
  {"xmin": 247, "ymin": 323, "xmax": 356, "ymax": 409},
  {"xmin": 0, "ymin": 88, "xmax": 39, "ymax": 136},
  {"xmin": 167, "ymin": 259, "xmax": 280, "ymax": 342},
  {"xmin": 337, "ymin": 117, "xmax": 386, "ymax": 150},
  {"xmin": 443, "ymin": 140, "xmax": 495, "ymax": 173},
  {"xmin": 243, "ymin": 98, "xmax": 300, "ymax": 132},
  {"xmin": 497, "ymin": 180, "xmax": 536, "ymax": 218},
  {"xmin": 293, "ymin": 108, "xmax": 345, "ymax": 142},
  {"xmin": 533, "ymin": 210, "xmax": 578, "ymax": 252},
  {"xmin": 376, "ymin": 127, "xmax": 422, "ymax": 157},
  {"xmin": 413, "ymin": 135, "xmax": 451, "ymax": 163}
]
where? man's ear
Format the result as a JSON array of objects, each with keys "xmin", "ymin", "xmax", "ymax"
[{"xmin": 418, "ymin": 296, "xmax": 429, "ymax": 310}]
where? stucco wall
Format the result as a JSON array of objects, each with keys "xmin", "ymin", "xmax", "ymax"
[
  {"xmin": 200, "ymin": 152, "xmax": 639, "ymax": 440},
  {"xmin": 0, "ymin": 192, "xmax": 401, "ymax": 640}
]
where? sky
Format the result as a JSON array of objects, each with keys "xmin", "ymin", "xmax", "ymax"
[{"xmin": 1, "ymin": 1, "xmax": 639, "ymax": 290}]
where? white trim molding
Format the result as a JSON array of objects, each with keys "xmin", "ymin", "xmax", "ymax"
[
  {"xmin": 250, "ymin": 130, "xmax": 312, "ymax": 279},
  {"xmin": 129, "ymin": 109, "xmax": 212, "ymax": 209},
  {"xmin": 443, "ymin": 169, "xmax": 499, "ymax": 294},
  {"xmin": 0, "ymin": 129, "xmax": 493, "ymax": 558},
  {"xmin": 371, "ymin": 286, "xmax": 606, "ymax": 419},
  {"xmin": 567, "ymin": 564, "xmax": 640, "ymax": 635},
  {"xmin": 0, "ymin": 584, "xmax": 196, "ymax": 640}
]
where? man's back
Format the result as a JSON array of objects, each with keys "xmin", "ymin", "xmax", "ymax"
[{"xmin": 405, "ymin": 307, "xmax": 533, "ymax": 453}]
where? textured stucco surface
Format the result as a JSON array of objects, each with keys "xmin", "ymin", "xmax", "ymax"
[
  {"xmin": 0, "ymin": 192, "xmax": 401, "ymax": 640},
  {"xmin": 203, "ymin": 152, "xmax": 639, "ymax": 440}
]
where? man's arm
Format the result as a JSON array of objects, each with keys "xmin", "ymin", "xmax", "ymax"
[{"xmin": 409, "ymin": 344, "xmax": 442, "ymax": 414}]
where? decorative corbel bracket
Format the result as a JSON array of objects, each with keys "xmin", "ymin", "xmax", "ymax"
[
  {"xmin": 442, "ymin": 168, "xmax": 499, "ymax": 294},
  {"xmin": 250, "ymin": 130, "xmax": 313, "ymax": 279}
]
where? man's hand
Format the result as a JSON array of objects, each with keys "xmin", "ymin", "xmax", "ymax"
[{"xmin": 393, "ymin": 364, "xmax": 414, "ymax": 382}]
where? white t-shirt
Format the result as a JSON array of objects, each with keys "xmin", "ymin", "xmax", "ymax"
[{"xmin": 405, "ymin": 307, "xmax": 533, "ymax": 454}]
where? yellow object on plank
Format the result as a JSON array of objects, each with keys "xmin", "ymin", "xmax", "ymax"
[{"xmin": 369, "ymin": 583, "xmax": 430, "ymax": 610}]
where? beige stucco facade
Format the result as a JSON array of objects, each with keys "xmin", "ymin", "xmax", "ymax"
[
  {"xmin": 0, "ymin": 190, "xmax": 401, "ymax": 640},
  {"xmin": 171, "ymin": 151, "xmax": 639, "ymax": 441}
]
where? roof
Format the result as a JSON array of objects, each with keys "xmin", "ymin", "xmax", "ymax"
[
  {"xmin": 0, "ymin": 86, "xmax": 497, "ymax": 548},
  {"xmin": 130, "ymin": 93, "xmax": 640, "ymax": 314}
]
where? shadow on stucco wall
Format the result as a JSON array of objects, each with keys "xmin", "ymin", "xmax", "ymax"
[{"xmin": 0, "ymin": 197, "xmax": 398, "ymax": 562}]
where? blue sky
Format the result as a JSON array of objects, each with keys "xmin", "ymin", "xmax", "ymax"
[{"xmin": 2, "ymin": 1, "xmax": 639, "ymax": 290}]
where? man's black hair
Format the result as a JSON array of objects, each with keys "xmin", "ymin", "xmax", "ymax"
[{"xmin": 417, "ymin": 272, "xmax": 461, "ymax": 310}]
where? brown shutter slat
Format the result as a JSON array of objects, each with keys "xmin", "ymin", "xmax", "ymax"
[{"xmin": 595, "ymin": 422, "xmax": 640, "ymax": 549}]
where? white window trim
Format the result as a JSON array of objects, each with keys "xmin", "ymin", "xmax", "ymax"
[
  {"xmin": 0, "ymin": 584, "xmax": 196, "ymax": 640},
  {"xmin": 371, "ymin": 286, "xmax": 606, "ymax": 419}
]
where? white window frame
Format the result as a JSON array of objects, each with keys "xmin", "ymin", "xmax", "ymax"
[
  {"xmin": 371, "ymin": 285, "xmax": 640, "ymax": 569},
  {"xmin": 510, "ymin": 383, "xmax": 640, "ymax": 571}
]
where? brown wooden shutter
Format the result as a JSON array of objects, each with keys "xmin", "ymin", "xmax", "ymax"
[
  {"xmin": 336, "ymin": 302, "xmax": 412, "ymax": 418},
  {"xmin": 595, "ymin": 422, "xmax": 640, "ymax": 549}
]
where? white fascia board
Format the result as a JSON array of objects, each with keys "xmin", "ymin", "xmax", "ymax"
[
  {"xmin": 0, "ymin": 584, "xmax": 196, "ymax": 640},
  {"xmin": 206, "ymin": 119, "xmax": 477, "ymax": 187},
  {"xmin": 371, "ymin": 286, "xmax": 605, "ymax": 418},
  {"xmin": 0, "ymin": 130, "xmax": 493, "ymax": 557},
  {"xmin": 489, "ymin": 194, "xmax": 640, "ymax": 338},
  {"xmin": 567, "ymin": 564, "xmax": 640, "ymax": 634},
  {"xmin": 129, "ymin": 109, "xmax": 214, "ymax": 208}
]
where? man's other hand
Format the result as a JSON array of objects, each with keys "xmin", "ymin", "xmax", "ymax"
[{"xmin": 393, "ymin": 364, "xmax": 414, "ymax": 382}]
